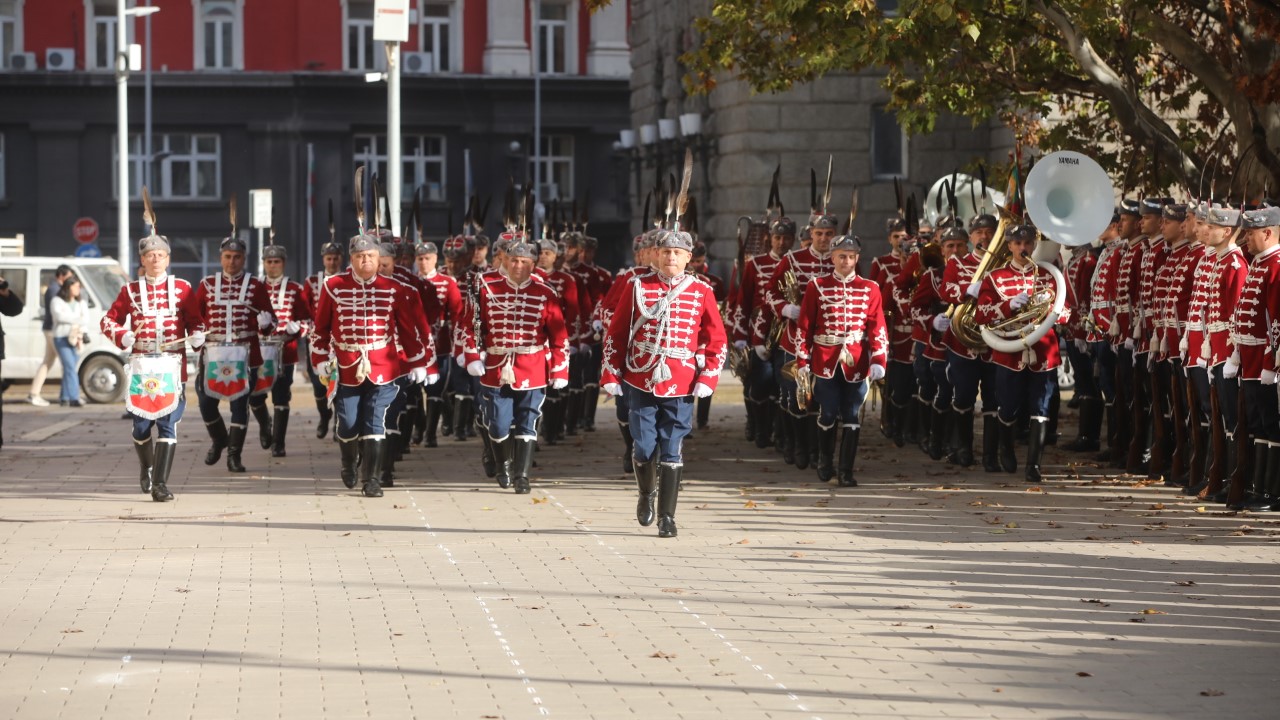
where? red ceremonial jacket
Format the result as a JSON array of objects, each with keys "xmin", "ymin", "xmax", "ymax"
[
  {"xmin": 192, "ymin": 271, "xmax": 277, "ymax": 367},
  {"xmin": 974, "ymin": 262, "xmax": 1065, "ymax": 372},
  {"xmin": 262, "ymin": 275, "xmax": 310, "ymax": 365},
  {"xmin": 1230, "ymin": 244, "xmax": 1280, "ymax": 380},
  {"xmin": 796, "ymin": 271, "xmax": 888, "ymax": 381},
  {"xmin": 1087, "ymin": 238, "xmax": 1125, "ymax": 342},
  {"xmin": 1112, "ymin": 236, "xmax": 1146, "ymax": 346},
  {"xmin": 1182, "ymin": 246, "xmax": 1217, "ymax": 367},
  {"xmin": 1153, "ymin": 241, "xmax": 1203, "ymax": 361},
  {"xmin": 758, "ymin": 247, "xmax": 833, "ymax": 354},
  {"xmin": 102, "ymin": 274, "xmax": 204, "ymax": 382},
  {"xmin": 310, "ymin": 270, "xmax": 432, "ymax": 386},
  {"xmin": 909, "ymin": 266, "xmax": 948, "ymax": 362},
  {"xmin": 601, "ymin": 271, "xmax": 727, "ymax": 397},
  {"xmin": 940, "ymin": 251, "xmax": 986, "ymax": 360},
  {"xmin": 543, "ymin": 269, "xmax": 584, "ymax": 345},
  {"xmin": 1136, "ymin": 236, "xmax": 1168, "ymax": 353},
  {"xmin": 1206, "ymin": 246, "xmax": 1246, "ymax": 367},
  {"xmin": 731, "ymin": 252, "xmax": 783, "ymax": 344},
  {"xmin": 460, "ymin": 274, "xmax": 569, "ymax": 390},
  {"xmin": 421, "ymin": 269, "xmax": 464, "ymax": 357}
]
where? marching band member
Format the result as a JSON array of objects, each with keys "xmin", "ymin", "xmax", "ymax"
[
  {"xmin": 102, "ymin": 204, "xmax": 205, "ymax": 501},
  {"xmin": 733, "ymin": 217, "xmax": 795, "ymax": 451},
  {"xmin": 1110, "ymin": 200, "xmax": 1146, "ymax": 473},
  {"xmin": 911, "ymin": 225, "xmax": 968, "ymax": 461},
  {"xmin": 1134, "ymin": 199, "xmax": 1171, "ymax": 479},
  {"xmin": 1089, "ymin": 209, "xmax": 1130, "ymax": 465},
  {"xmin": 461, "ymin": 239, "xmax": 570, "ymax": 494},
  {"xmin": 311, "ymin": 232, "xmax": 434, "ymax": 498},
  {"xmin": 414, "ymin": 240, "xmax": 463, "ymax": 448},
  {"xmin": 536, "ymin": 235, "xmax": 583, "ymax": 448},
  {"xmin": 253, "ymin": 244, "xmax": 310, "ymax": 458},
  {"xmin": 1200, "ymin": 203, "xmax": 1247, "ymax": 503},
  {"xmin": 795, "ymin": 234, "xmax": 887, "ymax": 486},
  {"xmin": 690, "ymin": 243, "xmax": 727, "ymax": 430},
  {"xmin": 602, "ymin": 228, "xmax": 727, "ymax": 538},
  {"xmin": 303, "ymin": 236, "xmax": 345, "ymax": 439},
  {"xmin": 943, "ymin": 214, "xmax": 997, "ymax": 469},
  {"xmin": 1061, "ymin": 231, "xmax": 1101, "ymax": 454},
  {"xmin": 872, "ymin": 218, "xmax": 915, "ymax": 445},
  {"xmin": 1178, "ymin": 204, "xmax": 1219, "ymax": 496},
  {"xmin": 973, "ymin": 224, "xmax": 1067, "ymax": 483},
  {"xmin": 1152, "ymin": 204, "xmax": 1199, "ymax": 486},
  {"xmin": 192, "ymin": 233, "xmax": 277, "ymax": 474}
]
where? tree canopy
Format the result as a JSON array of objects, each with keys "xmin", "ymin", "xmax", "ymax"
[{"xmin": 594, "ymin": 0, "xmax": 1280, "ymax": 198}]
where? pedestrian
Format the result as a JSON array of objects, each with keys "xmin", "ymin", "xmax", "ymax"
[
  {"xmin": 0, "ymin": 272, "xmax": 25, "ymax": 450},
  {"xmin": 50, "ymin": 275, "xmax": 89, "ymax": 407},
  {"xmin": 29, "ymin": 264, "xmax": 73, "ymax": 406}
]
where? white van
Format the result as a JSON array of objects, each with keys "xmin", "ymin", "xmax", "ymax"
[{"xmin": 0, "ymin": 254, "xmax": 131, "ymax": 403}]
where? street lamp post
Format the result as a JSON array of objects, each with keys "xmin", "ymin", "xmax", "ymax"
[{"xmin": 115, "ymin": 0, "xmax": 160, "ymax": 276}]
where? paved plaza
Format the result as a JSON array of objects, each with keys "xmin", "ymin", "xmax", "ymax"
[{"xmin": 0, "ymin": 380, "xmax": 1277, "ymax": 719}]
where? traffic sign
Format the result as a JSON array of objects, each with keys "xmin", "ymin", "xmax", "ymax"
[
  {"xmin": 73, "ymin": 217, "xmax": 99, "ymax": 244},
  {"xmin": 249, "ymin": 189, "xmax": 273, "ymax": 230},
  {"xmin": 373, "ymin": 0, "xmax": 410, "ymax": 42},
  {"xmin": 74, "ymin": 243, "xmax": 102, "ymax": 258}
]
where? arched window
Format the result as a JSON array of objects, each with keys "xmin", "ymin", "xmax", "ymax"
[{"xmin": 193, "ymin": 0, "xmax": 242, "ymax": 70}]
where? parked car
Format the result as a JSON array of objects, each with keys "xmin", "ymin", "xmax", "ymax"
[{"xmin": 0, "ymin": 255, "xmax": 131, "ymax": 404}]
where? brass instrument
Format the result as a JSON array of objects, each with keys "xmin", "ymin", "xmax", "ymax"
[
  {"xmin": 765, "ymin": 269, "xmax": 803, "ymax": 352},
  {"xmin": 726, "ymin": 343, "xmax": 752, "ymax": 381},
  {"xmin": 781, "ymin": 359, "xmax": 815, "ymax": 409}
]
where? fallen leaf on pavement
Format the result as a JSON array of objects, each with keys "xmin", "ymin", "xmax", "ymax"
[
  {"xmin": 661, "ymin": 588, "xmax": 685, "ymax": 594},
  {"xmin": 1150, "ymin": 503, "xmax": 1166, "ymax": 510},
  {"xmin": 743, "ymin": 500, "xmax": 758, "ymax": 508},
  {"xmin": 796, "ymin": 540, "xmax": 816, "ymax": 544},
  {"xmin": 1195, "ymin": 506, "xmax": 1207, "ymax": 514},
  {"xmin": 1025, "ymin": 487, "xmax": 1044, "ymax": 493},
  {"xmin": 789, "ymin": 552, "xmax": 806, "ymax": 558},
  {"xmin": 736, "ymin": 539, "xmax": 751, "ymax": 544},
  {"xmin": 1076, "ymin": 671, "xmax": 1093, "ymax": 677},
  {"xmin": 651, "ymin": 651, "xmax": 676, "ymax": 659},
  {"xmin": 1080, "ymin": 599, "xmax": 1110, "ymax": 607},
  {"xmin": 1004, "ymin": 522, "xmax": 1019, "ymax": 529},
  {"xmin": 1141, "ymin": 608, "xmax": 1167, "ymax": 615},
  {"xmin": 949, "ymin": 604, "xmax": 973, "ymax": 609},
  {"xmin": 531, "ymin": 497, "xmax": 549, "ymax": 504},
  {"xmin": 1175, "ymin": 580, "xmax": 1197, "ymax": 586},
  {"xmin": 1129, "ymin": 617, "xmax": 1146, "ymax": 623},
  {"xmin": 1200, "ymin": 689, "xmax": 1225, "ymax": 697}
]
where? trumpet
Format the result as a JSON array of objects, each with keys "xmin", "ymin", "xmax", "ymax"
[{"xmin": 766, "ymin": 269, "xmax": 803, "ymax": 351}]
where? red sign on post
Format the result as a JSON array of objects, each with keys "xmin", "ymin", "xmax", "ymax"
[{"xmin": 73, "ymin": 217, "xmax": 99, "ymax": 245}]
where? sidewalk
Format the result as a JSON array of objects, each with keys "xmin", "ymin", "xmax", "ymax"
[{"xmin": 0, "ymin": 382, "xmax": 1276, "ymax": 719}]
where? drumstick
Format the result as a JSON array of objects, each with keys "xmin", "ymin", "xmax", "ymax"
[{"xmin": 155, "ymin": 335, "xmax": 195, "ymax": 350}]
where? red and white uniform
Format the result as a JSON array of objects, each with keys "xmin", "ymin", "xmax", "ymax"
[
  {"xmin": 602, "ymin": 271, "xmax": 727, "ymax": 397},
  {"xmin": 460, "ymin": 274, "xmax": 569, "ymax": 390},
  {"xmin": 940, "ymin": 251, "xmax": 985, "ymax": 359},
  {"xmin": 420, "ymin": 269, "xmax": 464, "ymax": 358},
  {"xmin": 101, "ymin": 274, "xmax": 205, "ymax": 382},
  {"xmin": 974, "ymin": 263, "xmax": 1066, "ymax": 372},
  {"xmin": 870, "ymin": 253, "xmax": 913, "ymax": 364},
  {"xmin": 1136, "ymin": 236, "xmax": 1168, "ymax": 353},
  {"xmin": 1229, "ymin": 245, "xmax": 1280, "ymax": 380},
  {"xmin": 1206, "ymin": 245, "xmax": 1247, "ymax": 367},
  {"xmin": 1182, "ymin": 246, "xmax": 1218, "ymax": 367},
  {"xmin": 795, "ymin": 271, "xmax": 888, "ymax": 380},
  {"xmin": 191, "ymin": 271, "xmax": 277, "ymax": 367},
  {"xmin": 310, "ymin": 270, "xmax": 432, "ymax": 386},
  {"xmin": 756, "ymin": 248, "xmax": 833, "ymax": 354},
  {"xmin": 1063, "ymin": 247, "xmax": 1097, "ymax": 345},
  {"xmin": 262, "ymin": 275, "xmax": 311, "ymax": 366},
  {"xmin": 1153, "ymin": 240, "xmax": 1204, "ymax": 361},
  {"xmin": 578, "ymin": 261, "xmax": 614, "ymax": 317},
  {"xmin": 731, "ymin": 252, "xmax": 783, "ymax": 344},
  {"xmin": 543, "ymin": 268, "xmax": 584, "ymax": 345},
  {"xmin": 1112, "ymin": 236, "xmax": 1147, "ymax": 346},
  {"xmin": 696, "ymin": 271, "xmax": 727, "ymax": 304},
  {"xmin": 593, "ymin": 266, "xmax": 649, "ymax": 336},
  {"xmin": 1087, "ymin": 238, "xmax": 1126, "ymax": 342},
  {"xmin": 909, "ymin": 266, "xmax": 948, "ymax": 362}
]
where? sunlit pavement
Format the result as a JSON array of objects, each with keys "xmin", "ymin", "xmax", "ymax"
[{"xmin": 0, "ymin": 379, "xmax": 1276, "ymax": 719}]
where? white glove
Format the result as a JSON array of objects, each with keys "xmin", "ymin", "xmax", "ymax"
[
  {"xmin": 781, "ymin": 303, "xmax": 801, "ymax": 321},
  {"xmin": 284, "ymin": 321, "xmax": 301, "ymax": 335},
  {"xmin": 1123, "ymin": 338, "xmax": 1135, "ymax": 351},
  {"xmin": 754, "ymin": 345, "xmax": 769, "ymax": 361},
  {"xmin": 1009, "ymin": 292, "xmax": 1029, "ymax": 310},
  {"xmin": 1178, "ymin": 336, "xmax": 1189, "ymax": 354},
  {"xmin": 1224, "ymin": 354, "xmax": 1240, "ymax": 379},
  {"xmin": 696, "ymin": 353, "xmax": 706, "ymax": 369},
  {"xmin": 407, "ymin": 366, "xmax": 428, "ymax": 384},
  {"xmin": 120, "ymin": 331, "xmax": 136, "ymax": 349},
  {"xmin": 592, "ymin": 320, "xmax": 603, "ymax": 333},
  {"xmin": 868, "ymin": 364, "xmax": 886, "ymax": 382},
  {"xmin": 603, "ymin": 382, "xmax": 623, "ymax": 396},
  {"xmin": 579, "ymin": 343, "xmax": 592, "ymax": 356},
  {"xmin": 693, "ymin": 383, "xmax": 714, "ymax": 398},
  {"xmin": 426, "ymin": 373, "xmax": 440, "ymax": 386},
  {"xmin": 189, "ymin": 330, "xmax": 206, "ymax": 349},
  {"xmin": 734, "ymin": 340, "xmax": 748, "ymax": 350},
  {"xmin": 965, "ymin": 281, "xmax": 981, "ymax": 299},
  {"xmin": 456, "ymin": 353, "xmax": 466, "ymax": 368},
  {"xmin": 551, "ymin": 377, "xmax": 569, "ymax": 390},
  {"xmin": 1074, "ymin": 338, "xmax": 1089, "ymax": 354},
  {"xmin": 931, "ymin": 315, "xmax": 950, "ymax": 332},
  {"xmin": 466, "ymin": 360, "xmax": 485, "ymax": 377},
  {"xmin": 316, "ymin": 360, "xmax": 332, "ymax": 377},
  {"xmin": 257, "ymin": 311, "xmax": 274, "ymax": 330},
  {"xmin": 1263, "ymin": 369, "xmax": 1279, "ymax": 386}
]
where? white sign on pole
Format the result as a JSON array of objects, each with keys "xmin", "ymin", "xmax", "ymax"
[
  {"xmin": 373, "ymin": 0, "xmax": 410, "ymax": 42},
  {"xmin": 249, "ymin": 189, "xmax": 273, "ymax": 229}
]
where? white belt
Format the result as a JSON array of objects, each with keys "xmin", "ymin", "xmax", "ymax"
[
  {"xmin": 486, "ymin": 344, "xmax": 544, "ymax": 355},
  {"xmin": 334, "ymin": 338, "xmax": 390, "ymax": 352},
  {"xmin": 1231, "ymin": 334, "xmax": 1268, "ymax": 347},
  {"xmin": 635, "ymin": 342, "xmax": 694, "ymax": 360},
  {"xmin": 1206, "ymin": 322, "xmax": 1230, "ymax": 332},
  {"xmin": 1091, "ymin": 301, "xmax": 1113, "ymax": 309},
  {"xmin": 208, "ymin": 332, "xmax": 256, "ymax": 342},
  {"xmin": 815, "ymin": 332, "xmax": 864, "ymax": 346}
]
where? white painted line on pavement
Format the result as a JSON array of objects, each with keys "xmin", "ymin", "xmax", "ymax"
[{"xmin": 21, "ymin": 419, "xmax": 82, "ymax": 442}]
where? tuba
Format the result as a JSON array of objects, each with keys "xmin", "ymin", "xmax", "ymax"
[{"xmin": 950, "ymin": 151, "xmax": 1115, "ymax": 352}]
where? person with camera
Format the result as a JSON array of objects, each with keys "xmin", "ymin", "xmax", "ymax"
[
  {"xmin": 0, "ymin": 273, "xmax": 25, "ymax": 449},
  {"xmin": 50, "ymin": 275, "xmax": 89, "ymax": 407}
]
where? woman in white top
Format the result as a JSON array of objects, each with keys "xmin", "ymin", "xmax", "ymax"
[{"xmin": 50, "ymin": 275, "xmax": 89, "ymax": 406}]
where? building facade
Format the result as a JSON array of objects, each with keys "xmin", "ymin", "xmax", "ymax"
[{"xmin": 0, "ymin": 0, "xmax": 632, "ymax": 281}]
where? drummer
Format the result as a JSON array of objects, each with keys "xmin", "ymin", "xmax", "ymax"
[
  {"xmin": 101, "ymin": 222, "xmax": 206, "ymax": 502},
  {"xmin": 191, "ymin": 235, "xmax": 278, "ymax": 474},
  {"xmin": 250, "ymin": 243, "xmax": 310, "ymax": 458}
]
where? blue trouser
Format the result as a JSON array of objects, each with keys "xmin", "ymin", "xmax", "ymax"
[
  {"xmin": 625, "ymin": 384, "xmax": 693, "ymax": 464},
  {"xmin": 1092, "ymin": 342, "xmax": 1116, "ymax": 401},
  {"xmin": 912, "ymin": 342, "xmax": 936, "ymax": 405},
  {"xmin": 197, "ymin": 367, "xmax": 257, "ymax": 426},
  {"xmin": 333, "ymin": 380, "xmax": 399, "ymax": 440},
  {"xmin": 485, "ymin": 385, "xmax": 546, "ymax": 441},
  {"xmin": 615, "ymin": 388, "xmax": 630, "ymax": 424},
  {"xmin": 947, "ymin": 351, "xmax": 996, "ymax": 414},
  {"xmin": 53, "ymin": 337, "xmax": 80, "ymax": 402},
  {"xmin": 249, "ymin": 364, "xmax": 295, "ymax": 409},
  {"xmin": 1211, "ymin": 364, "xmax": 1239, "ymax": 434},
  {"xmin": 448, "ymin": 359, "xmax": 474, "ymax": 397},
  {"xmin": 385, "ymin": 378, "xmax": 410, "ymax": 437},
  {"xmin": 748, "ymin": 353, "xmax": 777, "ymax": 403},
  {"xmin": 929, "ymin": 358, "xmax": 952, "ymax": 411},
  {"xmin": 1187, "ymin": 365, "xmax": 1211, "ymax": 427},
  {"xmin": 131, "ymin": 388, "xmax": 187, "ymax": 441},
  {"xmin": 1066, "ymin": 342, "xmax": 1099, "ymax": 400},
  {"xmin": 813, "ymin": 374, "xmax": 869, "ymax": 429},
  {"xmin": 995, "ymin": 367, "xmax": 1054, "ymax": 423},
  {"xmin": 774, "ymin": 348, "xmax": 802, "ymax": 416}
]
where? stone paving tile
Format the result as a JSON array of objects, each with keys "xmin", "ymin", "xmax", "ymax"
[{"xmin": 0, "ymin": 382, "xmax": 1278, "ymax": 719}]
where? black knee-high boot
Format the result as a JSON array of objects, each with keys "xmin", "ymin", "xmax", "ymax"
[
  {"xmin": 620, "ymin": 423, "xmax": 635, "ymax": 474},
  {"xmin": 134, "ymin": 436, "xmax": 155, "ymax": 493},
  {"xmin": 226, "ymin": 424, "xmax": 247, "ymax": 473},
  {"xmin": 359, "ymin": 437, "xmax": 385, "ymax": 497},
  {"xmin": 656, "ymin": 463, "xmax": 682, "ymax": 538},
  {"xmin": 251, "ymin": 403, "xmax": 273, "ymax": 450},
  {"xmin": 271, "ymin": 406, "xmax": 290, "ymax": 457},
  {"xmin": 151, "ymin": 439, "xmax": 176, "ymax": 502},
  {"xmin": 339, "ymin": 438, "xmax": 359, "ymax": 489},
  {"xmin": 204, "ymin": 418, "xmax": 229, "ymax": 465},
  {"xmin": 634, "ymin": 457, "xmax": 658, "ymax": 526},
  {"xmin": 837, "ymin": 425, "xmax": 860, "ymax": 487}
]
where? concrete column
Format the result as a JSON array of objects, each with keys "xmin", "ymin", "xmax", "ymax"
[
  {"xmin": 483, "ymin": 0, "xmax": 530, "ymax": 75},
  {"xmin": 586, "ymin": 0, "xmax": 629, "ymax": 78}
]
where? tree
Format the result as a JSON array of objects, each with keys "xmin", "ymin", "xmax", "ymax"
[{"xmin": 593, "ymin": 0, "xmax": 1280, "ymax": 197}]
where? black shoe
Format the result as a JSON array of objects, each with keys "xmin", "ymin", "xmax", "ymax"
[
  {"xmin": 1026, "ymin": 418, "xmax": 1048, "ymax": 484},
  {"xmin": 151, "ymin": 440, "xmax": 176, "ymax": 502},
  {"xmin": 339, "ymin": 439, "xmax": 359, "ymax": 489},
  {"xmin": 251, "ymin": 403, "xmax": 273, "ymax": 450},
  {"xmin": 134, "ymin": 437, "xmax": 155, "ymax": 493},
  {"xmin": 656, "ymin": 463, "xmax": 682, "ymax": 538},
  {"xmin": 492, "ymin": 437, "xmax": 513, "ymax": 489},
  {"xmin": 621, "ymin": 424, "xmax": 635, "ymax": 474},
  {"xmin": 816, "ymin": 424, "xmax": 837, "ymax": 483},
  {"xmin": 271, "ymin": 407, "xmax": 290, "ymax": 457},
  {"xmin": 226, "ymin": 425, "xmax": 247, "ymax": 473},
  {"xmin": 481, "ymin": 433, "xmax": 498, "ymax": 478},
  {"xmin": 360, "ymin": 438, "xmax": 386, "ymax": 497},
  {"xmin": 204, "ymin": 419, "xmax": 229, "ymax": 465},
  {"xmin": 316, "ymin": 403, "xmax": 332, "ymax": 439}
]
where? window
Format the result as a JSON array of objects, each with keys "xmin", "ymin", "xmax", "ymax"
[
  {"xmin": 529, "ymin": 135, "xmax": 573, "ymax": 201},
  {"xmin": 114, "ymin": 133, "xmax": 221, "ymax": 201},
  {"xmin": 0, "ymin": 0, "xmax": 21, "ymax": 69},
  {"xmin": 871, "ymin": 104, "xmax": 907, "ymax": 179},
  {"xmin": 0, "ymin": 268, "xmax": 26, "ymax": 304},
  {"xmin": 354, "ymin": 134, "xmax": 447, "ymax": 202},
  {"xmin": 419, "ymin": 2, "xmax": 453, "ymax": 73},
  {"xmin": 536, "ymin": 3, "xmax": 568, "ymax": 75},
  {"xmin": 84, "ymin": 1, "xmax": 133, "ymax": 71},
  {"xmin": 346, "ymin": 1, "xmax": 380, "ymax": 72},
  {"xmin": 194, "ymin": 0, "xmax": 241, "ymax": 70}
]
